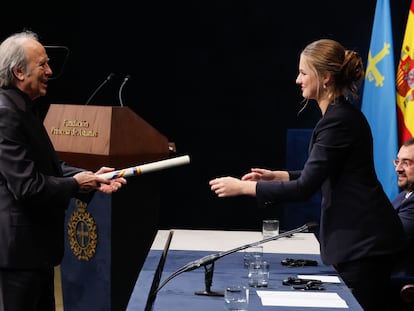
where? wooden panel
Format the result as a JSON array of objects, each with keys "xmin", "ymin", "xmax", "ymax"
[{"xmin": 43, "ymin": 104, "xmax": 171, "ymax": 170}]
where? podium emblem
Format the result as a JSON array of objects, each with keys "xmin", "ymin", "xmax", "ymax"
[{"xmin": 67, "ymin": 199, "xmax": 98, "ymax": 260}]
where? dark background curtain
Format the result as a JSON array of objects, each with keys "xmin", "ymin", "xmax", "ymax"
[{"xmin": 2, "ymin": 0, "xmax": 410, "ymax": 232}]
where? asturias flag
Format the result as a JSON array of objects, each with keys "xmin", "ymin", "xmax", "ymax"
[
  {"xmin": 396, "ymin": 0, "xmax": 414, "ymax": 144},
  {"xmin": 361, "ymin": 0, "xmax": 398, "ymax": 200}
]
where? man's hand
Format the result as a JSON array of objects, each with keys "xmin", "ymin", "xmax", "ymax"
[{"xmin": 73, "ymin": 167, "xmax": 127, "ymax": 194}]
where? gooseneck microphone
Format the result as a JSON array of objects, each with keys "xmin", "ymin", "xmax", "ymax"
[
  {"xmin": 118, "ymin": 75, "xmax": 131, "ymax": 107},
  {"xmin": 151, "ymin": 222, "xmax": 318, "ymax": 299},
  {"xmin": 44, "ymin": 45, "xmax": 70, "ymax": 81},
  {"xmin": 297, "ymin": 98, "xmax": 310, "ymax": 116},
  {"xmin": 85, "ymin": 73, "xmax": 115, "ymax": 105}
]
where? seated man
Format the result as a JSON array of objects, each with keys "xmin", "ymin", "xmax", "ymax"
[
  {"xmin": 390, "ymin": 137, "xmax": 414, "ymax": 309},
  {"xmin": 393, "ymin": 137, "xmax": 414, "ymax": 252}
]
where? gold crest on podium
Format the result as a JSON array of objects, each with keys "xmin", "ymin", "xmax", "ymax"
[{"xmin": 67, "ymin": 199, "xmax": 98, "ymax": 260}]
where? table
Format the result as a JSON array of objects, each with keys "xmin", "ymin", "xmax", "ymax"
[{"xmin": 126, "ymin": 229, "xmax": 363, "ymax": 311}]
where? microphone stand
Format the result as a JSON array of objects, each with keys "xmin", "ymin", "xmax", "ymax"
[
  {"xmin": 43, "ymin": 46, "xmax": 70, "ymax": 81},
  {"xmin": 85, "ymin": 73, "xmax": 115, "ymax": 105},
  {"xmin": 152, "ymin": 222, "xmax": 318, "ymax": 298},
  {"xmin": 118, "ymin": 75, "xmax": 131, "ymax": 107}
]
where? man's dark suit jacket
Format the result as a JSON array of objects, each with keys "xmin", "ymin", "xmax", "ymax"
[
  {"xmin": 392, "ymin": 191, "xmax": 414, "ymax": 275},
  {"xmin": 256, "ymin": 96, "xmax": 406, "ymax": 265},
  {"xmin": 393, "ymin": 191, "xmax": 414, "ymax": 242},
  {"xmin": 0, "ymin": 88, "xmax": 86, "ymax": 269}
]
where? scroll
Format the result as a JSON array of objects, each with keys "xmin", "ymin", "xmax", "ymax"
[{"xmin": 98, "ymin": 155, "xmax": 190, "ymax": 180}]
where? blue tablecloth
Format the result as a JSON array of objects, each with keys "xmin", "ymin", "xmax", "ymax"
[{"xmin": 127, "ymin": 249, "xmax": 363, "ymax": 311}]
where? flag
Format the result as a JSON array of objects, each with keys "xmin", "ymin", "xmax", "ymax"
[
  {"xmin": 396, "ymin": 0, "xmax": 414, "ymax": 145},
  {"xmin": 361, "ymin": 0, "xmax": 398, "ymax": 200}
]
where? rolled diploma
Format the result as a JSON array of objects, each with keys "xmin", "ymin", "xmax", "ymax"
[{"xmin": 98, "ymin": 155, "xmax": 190, "ymax": 180}]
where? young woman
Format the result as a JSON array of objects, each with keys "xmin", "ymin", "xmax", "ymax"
[{"xmin": 209, "ymin": 39, "xmax": 407, "ymax": 311}]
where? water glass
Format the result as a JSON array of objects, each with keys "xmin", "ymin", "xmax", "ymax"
[
  {"xmin": 224, "ymin": 285, "xmax": 249, "ymax": 311},
  {"xmin": 262, "ymin": 219, "xmax": 279, "ymax": 239},
  {"xmin": 243, "ymin": 246, "xmax": 263, "ymax": 268},
  {"xmin": 248, "ymin": 260, "xmax": 270, "ymax": 288}
]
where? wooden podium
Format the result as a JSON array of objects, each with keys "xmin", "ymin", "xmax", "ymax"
[
  {"xmin": 43, "ymin": 103, "xmax": 174, "ymax": 170},
  {"xmin": 43, "ymin": 104, "xmax": 174, "ymax": 311}
]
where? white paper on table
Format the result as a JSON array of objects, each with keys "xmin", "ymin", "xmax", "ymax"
[
  {"xmin": 297, "ymin": 275, "xmax": 341, "ymax": 283},
  {"xmin": 256, "ymin": 291, "xmax": 349, "ymax": 308}
]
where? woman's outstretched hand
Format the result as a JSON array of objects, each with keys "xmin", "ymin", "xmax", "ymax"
[{"xmin": 209, "ymin": 176, "xmax": 256, "ymax": 197}]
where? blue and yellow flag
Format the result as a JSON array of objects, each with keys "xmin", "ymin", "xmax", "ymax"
[{"xmin": 361, "ymin": 0, "xmax": 398, "ymax": 200}]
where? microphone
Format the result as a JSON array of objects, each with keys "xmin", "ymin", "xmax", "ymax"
[
  {"xmin": 44, "ymin": 45, "xmax": 70, "ymax": 81},
  {"xmin": 118, "ymin": 74, "xmax": 131, "ymax": 107},
  {"xmin": 297, "ymin": 98, "xmax": 310, "ymax": 116},
  {"xmin": 85, "ymin": 73, "xmax": 115, "ymax": 105},
  {"xmin": 152, "ymin": 222, "xmax": 318, "ymax": 298}
]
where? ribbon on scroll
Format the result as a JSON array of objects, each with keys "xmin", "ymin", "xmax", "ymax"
[{"xmin": 98, "ymin": 155, "xmax": 190, "ymax": 180}]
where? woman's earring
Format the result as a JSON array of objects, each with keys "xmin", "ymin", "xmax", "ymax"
[{"xmin": 323, "ymin": 84, "xmax": 327, "ymax": 89}]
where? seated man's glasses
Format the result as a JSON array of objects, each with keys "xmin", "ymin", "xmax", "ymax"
[{"xmin": 393, "ymin": 159, "xmax": 414, "ymax": 169}]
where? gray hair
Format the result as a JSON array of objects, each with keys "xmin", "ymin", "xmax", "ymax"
[{"xmin": 0, "ymin": 30, "xmax": 39, "ymax": 88}]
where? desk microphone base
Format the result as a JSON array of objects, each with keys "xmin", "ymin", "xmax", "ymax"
[
  {"xmin": 194, "ymin": 262, "xmax": 224, "ymax": 296},
  {"xmin": 194, "ymin": 290, "xmax": 224, "ymax": 297}
]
